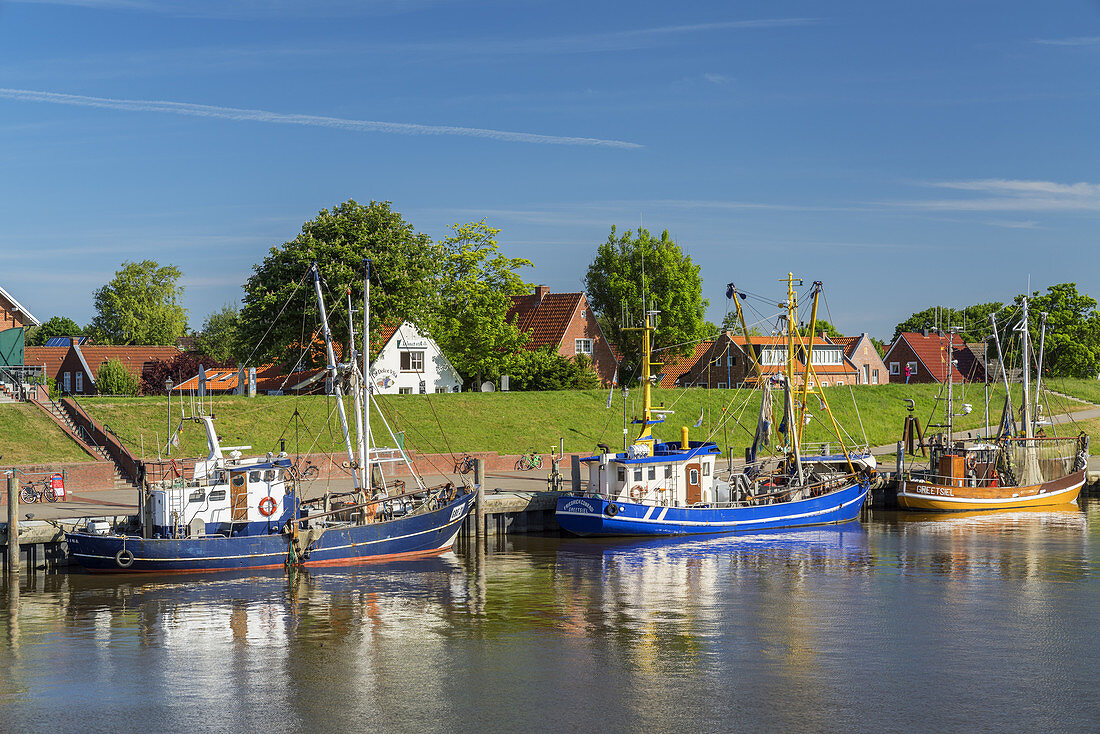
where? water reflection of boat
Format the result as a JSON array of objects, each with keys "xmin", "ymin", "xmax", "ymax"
[{"xmin": 888, "ymin": 504, "xmax": 1086, "ymax": 532}]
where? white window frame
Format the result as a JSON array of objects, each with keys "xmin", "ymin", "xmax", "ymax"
[
  {"xmin": 398, "ymin": 387, "xmax": 413, "ymax": 395},
  {"xmin": 75, "ymin": 372, "xmax": 83, "ymax": 392},
  {"xmin": 400, "ymin": 351, "xmax": 425, "ymax": 372},
  {"xmin": 889, "ymin": 362, "xmax": 900, "ymax": 376},
  {"xmin": 873, "ymin": 368, "xmax": 880, "ymax": 384},
  {"xmin": 907, "ymin": 361, "xmax": 918, "ymax": 376},
  {"xmin": 575, "ymin": 338, "xmax": 593, "ymax": 355},
  {"xmin": 63, "ymin": 372, "xmax": 71, "ymax": 392}
]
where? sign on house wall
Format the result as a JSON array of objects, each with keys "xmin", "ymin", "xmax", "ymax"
[{"xmin": 369, "ymin": 322, "xmax": 462, "ymax": 395}]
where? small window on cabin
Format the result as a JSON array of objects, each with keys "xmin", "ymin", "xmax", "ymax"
[
  {"xmin": 188, "ymin": 489, "xmax": 206, "ymax": 503},
  {"xmin": 689, "ymin": 469, "xmax": 699, "ymax": 485},
  {"xmin": 264, "ymin": 470, "xmax": 275, "ymax": 482},
  {"xmin": 209, "ymin": 489, "xmax": 227, "ymax": 502},
  {"xmin": 647, "ymin": 467, "xmax": 656, "ymax": 480},
  {"xmin": 703, "ymin": 462, "xmax": 710, "ymax": 476},
  {"xmin": 664, "ymin": 465, "xmax": 672, "ymax": 479},
  {"xmin": 249, "ymin": 471, "xmax": 261, "ymax": 483},
  {"xmin": 617, "ymin": 467, "xmax": 625, "ymax": 482},
  {"xmin": 231, "ymin": 475, "xmax": 245, "ymax": 488},
  {"xmin": 633, "ymin": 467, "xmax": 642, "ymax": 481}
]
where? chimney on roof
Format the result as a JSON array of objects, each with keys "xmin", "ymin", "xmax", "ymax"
[
  {"xmin": 922, "ymin": 328, "xmax": 930, "ymax": 337},
  {"xmin": 534, "ymin": 285, "xmax": 550, "ymax": 304}
]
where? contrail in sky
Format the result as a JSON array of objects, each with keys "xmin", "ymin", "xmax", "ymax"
[{"xmin": 0, "ymin": 87, "xmax": 643, "ymax": 149}]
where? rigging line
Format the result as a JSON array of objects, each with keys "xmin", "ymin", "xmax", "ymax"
[{"xmin": 237, "ymin": 270, "xmax": 310, "ymax": 369}]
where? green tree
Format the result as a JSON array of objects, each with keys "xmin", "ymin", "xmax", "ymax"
[
  {"xmin": 91, "ymin": 260, "xmax": 188, "ymax": 345},
  {"xmin": 25, "ymin": 315, "xmax": 82, "ymax": 346},
  {"xmin": 95, "ymin": 358, "xmax": 140, "ymax": 396},
  {"xmin": 506, "ymin": 347, "xmax": 600, "ymax": 391},
  {"xmin": 799, "ymin": 319, "xmax": 843, "ymax": 340},
  {"xmin": 239, "ymin": 200, "xmax": 438, "ymax": 367},
  {"xmin": 193, "ymin": 304, "xmax": 241, "ymax": 363},
  {"xmin": 892, "ymin": 302, "xmax": 1003, "ymax": 342},
  {"xmin": 585, "ymin": 227, "xmax": 708, "ymax": 361},
  {"xmin": 1017, "ymin": 283, "xmax": 1100, "ymax": 378},
  {"xmin": 428, "ymin": 221, "xmax": 531, "ymax": 382}
]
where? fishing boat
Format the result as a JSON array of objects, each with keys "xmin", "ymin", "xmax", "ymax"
[
  {"xmin": 65, "ymin": 260, "xmax": 475, "ymax": 573},
  {"xmin": 556, "ymin": 274, "xmax": 871, "ymax": 537},
  {"xmin": 897, "ymin": 297, "xmax": 1088, "ymax": 511}
]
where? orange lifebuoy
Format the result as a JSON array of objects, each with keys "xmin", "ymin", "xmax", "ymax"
[
  {"xmin": 630, "ymin": 484, "xmax": 646, "ymax": 500},
  {"xmin": 258, "ymin": 496, "xmax": 278, "ymax": 517}
]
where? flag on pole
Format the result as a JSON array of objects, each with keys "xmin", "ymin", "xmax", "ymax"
[
  {"xmin": 606, "ymin": 369, "xmax": 617, "ymax": 409},
  {"xmin": 693, "ymin": 407, "xmax": 703, "ymax": 428}
]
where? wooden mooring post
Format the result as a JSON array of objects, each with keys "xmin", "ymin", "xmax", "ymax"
[
  {"xmin": 473, "ymin": 458, "xmax": 485, "ymax": 543},
  {"xmin": 6, "ymin": 476, "xmax": 19, "ymax": 573}
]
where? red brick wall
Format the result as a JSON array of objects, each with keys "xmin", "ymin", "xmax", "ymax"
[
  {"xmin": 883, "ymin": 341, "xmax": 932, "ymax": 383},
  {"xmin": 7, "ymin": 461, "xmax": 117, "ymax": 491},
  {"xmin": 557, "ymin": 295, "xmax": 618, "ymax": 384},
  {"xmin": 848, "ymin": 336, "xmax": 890, "ymax": 385}
]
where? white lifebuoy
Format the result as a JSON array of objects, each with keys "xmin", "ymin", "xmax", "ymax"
[
  {"xmin": 258, "ymin": 496, "xmax": 278, "ymax": 517},
  {"xmin": 629, "ymin": 485, "xmax": 646, "ymax": 501}
]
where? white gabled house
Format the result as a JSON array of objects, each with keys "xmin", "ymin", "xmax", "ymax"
[{"xmin": 370, "ymin": 322, "xmax": 462, "ymax": 395}]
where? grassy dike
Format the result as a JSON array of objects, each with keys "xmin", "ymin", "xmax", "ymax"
[{"xmin": 6, "ymin": 380, "xmax": 1092, "ymax": 466}]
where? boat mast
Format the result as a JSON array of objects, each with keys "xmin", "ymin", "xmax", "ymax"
[
  {"xmin": 310, "ymin": 263, "xmax": 361, "ymax": 490},
  {"xmin": 348, "ymin": 286, "xmax": 366, "ymax": 493},
  {"xmin": 729, "ymin": 284, "xmax": 763, "ymax": 383},
  {"xmin": 946, "ymin": 328, "xmax": 954, "ymax": 443},
  {"xmin": 784, "ymin": 273, "xmax": 804, "ymax": 484},
  {"xmin": 1035, "ymin": 309, "xmax": 1048, "ymax": 430},
  {"xmin": 626, "ymin": 308, "xmax": 661, "ymax": 452},
  {"xmin": 363, "ymin": 258, "xmax": 371, "ymax": 489},
  {"xmin": 1021, "ymin": 297, "xmax": 1033, "ymax": 440}
]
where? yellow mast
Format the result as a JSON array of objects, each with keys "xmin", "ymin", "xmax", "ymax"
[
  {"xmin": 784, "ymin": 273, "xmax": 804, "ymax": 483},
  {"xmin": 624, "ymin": 309, "xmax": 661, "ymax": 452},
  {"xmin": 729, "ymin": 284, "xmax": 763, "ymax": 384}
]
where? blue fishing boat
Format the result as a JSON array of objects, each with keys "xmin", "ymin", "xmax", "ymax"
[
  {"xmin": 66, "ymin": 260, "xmax": 475, "ymax": 573},
  {"xmin": 556, "ymin": 274, "xmax": 871, "ymax": 537}
]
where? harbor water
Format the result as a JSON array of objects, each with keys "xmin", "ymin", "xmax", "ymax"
[{"xmin": 1, "ymin": 501, "xmax": 1098, "ymax": 732}]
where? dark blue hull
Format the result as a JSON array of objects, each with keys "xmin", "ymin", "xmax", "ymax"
[
  {"xmin": 555, "ymin": 480, "xmax": 868, "ymax": 537},
  {"xmin": 66, "ymin": 493, "xmax": 475, "ymax": 573}
]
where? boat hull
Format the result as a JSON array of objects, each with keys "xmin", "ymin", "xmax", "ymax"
[
  {"xmin": 897, "ymin": 469, "xmax": 1084, "ymax": 511},
  {"xmin": 65, "ymin": 493, "xmax": 475, "ymax": 573},
  {"xmin": 555, "ymin": 480, "xmax": 868, "ymax": 537}
]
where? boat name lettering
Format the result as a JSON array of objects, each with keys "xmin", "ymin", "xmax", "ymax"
[
  {"xmin": 916, "ymin": 485, "xmax": 953, "ymax": 496},
  {"xmin": 562, "ymin": 500, "xmax": 594, "ymax": 514}
]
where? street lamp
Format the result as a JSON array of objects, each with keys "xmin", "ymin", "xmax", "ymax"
[{"xmin": 165, "ymin": 378, "xmax": 174, "ymax": 456}]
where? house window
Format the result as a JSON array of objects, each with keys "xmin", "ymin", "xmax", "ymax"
[
  {"xmin": 728, "ymin": 353, "xmax": 736, "ymax": 366},
  {"xmin": 873, "ymin": 369, "xmax": 880, "ymax": 384},
  {"xmin": 75, "ymin": 372, "xmax": 83, "ymax": 392},
  {"xmin": 718, "ymin": 383, "xmax": 727, "ymax": 389},
  {"xmin": 399, "ymin": 387, "xmax": 413, "ymax": 395},
  {"xmin": 907, "ymin": 361, "xmax": 918, "ymax": 376},
  {"xmin": 63, "ymin": 372, "xmax": 71, "ymax": 392},
  {"xmin": 575, "ymin": 338, "xmax": 593, "ymax": 355},
  {"xmin": 400, "ymin": 351, "xmax": 424, "ymax": 372},
  {"xmin": 820, "ymin": 380, "xmax": 828, "ymax": 387},
  {"xmin": 889, "ymin": 362, "xmax": 900, "ymax": 375},
  {"xmin": 836, "ymin": 379, "xmax": 844, "ymax": 386},
  {"xmin": 435, "ymin": 387, "xmax": 448, "ymax": 394},
  {"xmin": 580, "ymin": 309, "xmax": 586, "ymax": 319}
]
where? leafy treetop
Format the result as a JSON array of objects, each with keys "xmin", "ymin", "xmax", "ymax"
[{"xmin": 91, "ymin": 260, "xmax": 188, "ymax": 345}]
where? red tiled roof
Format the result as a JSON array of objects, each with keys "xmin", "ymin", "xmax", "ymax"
[
  {"xmin": 658, "ymin": 342, "xmax": 715, "ymax": 388},
  {"xmin": 79, "ymin": 346, "xmax": 182, "ymax": 382},
  {"xmin": 507, "ymin": 292, "xmax": 583, "ymax": 350},
  {"xmin": 892, "ymin": 332, "xmax": 969, "ymax": 383},
  {"xmin": 24, "ymin": 346, "xmax": 68, "ymax": 376},
  {"xmin": 830, "ymin": 336, "xmax": 860, "ymax": 356}
]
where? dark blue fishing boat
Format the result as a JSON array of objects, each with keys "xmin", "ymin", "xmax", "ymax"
[
  {"xmin": 556, "ymin": 275, "xmax": 871, "ymax": 537},
  {"xmin": 66, "ymin": 260, "xmax": 475, "ymax": 573}
]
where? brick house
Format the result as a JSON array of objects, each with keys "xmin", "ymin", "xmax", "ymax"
[
  {"xmin": 828, "ymin": 333, "xmax": 890, "ymax": 385},
  {"xmin": 507, "ymin": 285, "xmax": 618, "ymax": 385},
  {"xmin": 660, "ymin": 332, "xmax": 860, "ymax": 389},
  {"xmin": 56, "ymin": 343, "xmax": 182, "ymax": 395},
  {"xmin": 883, "ymin": 331, "xmax": 987, "ymax": 384},
  {"xmin": 0, "ymin": 285, "xmax": 40, "ymax": 333}
]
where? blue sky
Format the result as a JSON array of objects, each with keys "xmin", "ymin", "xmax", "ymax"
[{"xmin": 2, "ymin": 0, "xmax": 1098, "ymax": 341}]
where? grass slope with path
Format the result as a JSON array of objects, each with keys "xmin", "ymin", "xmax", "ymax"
[{"xmin": 0, "ymin": 404, "xmax": 97, "ymax": 465}]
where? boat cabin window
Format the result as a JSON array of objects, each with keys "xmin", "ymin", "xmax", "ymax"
[
  {"xmin": 633, "ymin": 468, "xmax": 642, "ymax": 481},
  {"xmin": 249, "ymin": 470, "xmax": 261, "ymax": 483},
  {"xmin": 188, "ymin": 489, "xmax": 206, "ymax": 503},
  {"xmin": 617, "ymin": 467, "xmax": 625, "ymax": 482},
  {"xmin": 264, "ymin": 469, "xmax": 276, "ymax": 482},
  {"xmin": 664, "ymin": 465, "xmax": 672, "ymax": 478},
  {"xmin": 689, "ymin": 469, "xmax": 699, "ymax": 484},
  {"xmin": 231, "ymin": 475, "xmax": 245, "ymax": 488},
  {"xmin": 648, "ymin": 467, "xmax": 656, "ymax": 480},
  {"xmin": 703, "ymin": 462, "xmax": 710, "ymax": 476},
  {"xmin": 209, "ymin": 489, "xmax": 227, "ymax": 502}
]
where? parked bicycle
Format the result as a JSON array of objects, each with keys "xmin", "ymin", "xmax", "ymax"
[
  {"xmin": 454, "ymin": 453, "xmax": 475, "ymax": 475},
  {"xmin": 20, "ymin": 478, "xmax": 57, "ymax": 503},
  {"xmin": 515, "ymin": 449, "xmax": 543, "ymax": 471},
  {"xmin": 287, "ymin": 460, "xmax": 320, "ymax": 481}
]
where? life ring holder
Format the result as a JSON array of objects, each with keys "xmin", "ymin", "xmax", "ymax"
[
  {"xmin": 258, "ymin": 496, "xmax": 278, "ymax": 517},
  {"xmin": 629, "ymin": 485, "xmax": 646, "ymax": 501},
  {"xmin": 115, "ymin": 548, "xmax": 135, "ymax": 568}
]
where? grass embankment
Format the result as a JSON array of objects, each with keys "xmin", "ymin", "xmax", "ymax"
[
  {"xmin": 4, "ymin": 381, "xmax": 1094, "ymax": 466},
  {"xmin": 0, "ymin": 404, "xmax": 96, "ymax": 465}
]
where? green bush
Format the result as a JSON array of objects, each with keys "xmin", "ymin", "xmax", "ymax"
[{"xmin": 96, "ymin": 358, "xmax": 140, "ymax": 396}]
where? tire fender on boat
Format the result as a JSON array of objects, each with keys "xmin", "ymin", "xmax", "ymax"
[
  {"xmin": 258, "ymin": 496, "xmax": 278, "ymax": 517},
  {"xmin": 115, "ymin": 548, "xmax": 135, "ymax": 568},
  {"xmin": 605, "ymin": 503, "xmax": 619, "ymax": 517}
]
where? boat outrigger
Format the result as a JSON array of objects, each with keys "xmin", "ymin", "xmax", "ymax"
[
  {"xmin": 555, "ymin": 274, "xmax": 871, "ymax": 537},
  {"xmin": 65, "ymin": 260, "xmax": 475, "ymax": 573},
  {"xmin": 897, "ymin": 297, "xmax": 1088, "ymax": 511}
]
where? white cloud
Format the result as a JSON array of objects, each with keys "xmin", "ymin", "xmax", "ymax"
[
  {"xmin": 0, "ymin": 87, "xmax": 642, "ymax": 149},
  {"xmin": 894, "ymin": 178, "xmax": 1100, "ymax": 212},
  {"xmin": 1033, "ymin": 36, "xmax": 1100, "ymax": 47},
  {"xmin": 702, "ymin": 73, "xmax": 731, "ymax": 85}
]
